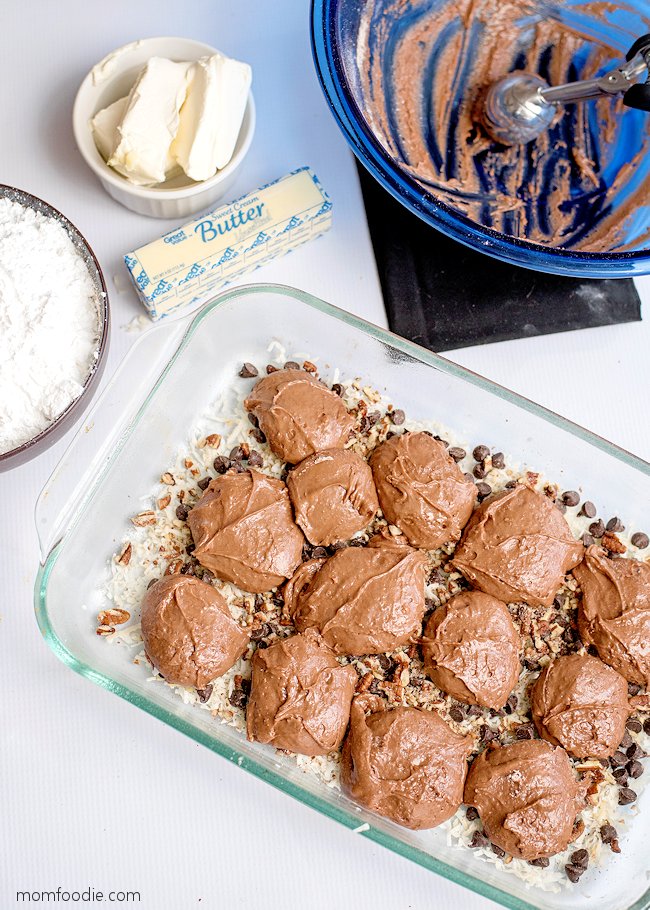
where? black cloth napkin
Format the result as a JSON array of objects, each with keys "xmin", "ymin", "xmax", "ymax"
[{"xmin": 357, "ymin": 165, "xmax": 641, "ymax": 352}]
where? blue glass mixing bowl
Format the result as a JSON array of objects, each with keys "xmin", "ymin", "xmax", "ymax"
[{"xmin": 311, "ymin": 0, "xmax": 650, "ymax": 276}]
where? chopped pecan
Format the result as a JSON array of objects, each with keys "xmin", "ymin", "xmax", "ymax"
[
  {"xmin": 165, "ymin": 558, "xmax": 184, "ymax": 575},
  {"xmin": 96, "ymin": 625, "xmax": 115, "ymax": 636},
  {"xmin": 157, "ymin": 494, "xmax": 171, "ymax": 510},
  {"xmin": 601, "ymin": 532, "xmax": 626, "ymax": 554},
  {"xmin": 116, "ymin": 543, "xmax": 132, "ymax": 566},
  {"xmin": 160, "ymin": 472, "xmax": 175, "ymax": 485},
  {"xmin": 97, "ymin": 608, "xmax": 130, "ymax": 626},
  {"xmin": 303, "ymin": 360, "xmax": 317, "ymax": 373},
  {"xmin": 131, "ymin": 511, "xmax": 156, "ymax": 527}
]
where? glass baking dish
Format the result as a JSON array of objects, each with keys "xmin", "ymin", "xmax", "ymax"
[{"xmin": 34, "ymin": 284, "xmax": 650, "ymax": 910}]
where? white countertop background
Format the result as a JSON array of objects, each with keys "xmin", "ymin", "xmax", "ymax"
[{"xmin": 2, "ymin": 2, "xmax": 649, "ymax": 908}]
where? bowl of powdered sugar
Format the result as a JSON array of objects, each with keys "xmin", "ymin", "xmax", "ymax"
[{"xmin": 0, "ymin": 186, "xmax": 109, "ymax": 470}]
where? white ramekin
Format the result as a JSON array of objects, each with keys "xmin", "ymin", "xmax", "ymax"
[{"xmin": 73, "ymin": 37, "xmax": 256, "ymax": 220}]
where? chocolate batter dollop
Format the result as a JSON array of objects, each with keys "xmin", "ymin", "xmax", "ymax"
[
  {"xmin": 531, "ymin": 653, "xmax": 630, "ymax": 759},
  {"xmin": 574, "ymin": 545, "xmax": 650, "ymax": 687},
  {"xmin": 421, "ymin": 591, "xmax": 520, "ymax": 709},
  {"xmin": 370, "ymin": 432, "xmax": 476, "ymax": 549},
  {"xmin": 246, "ymin": 629, "xmax": 357, "ymax": 756},
  {"xmin": 188, "ymin": 469, "xmax": 304, "ymax": 594},
  {"xmin": 141, "ymin": 575, "xmax": 249, "ymax": 688},
  {"xmin": 287, "ymin": 448, "xmax": 379, "ymax": 546},
  {"xmin": 341, "ymin": 696, "xmax": 472, "ymax": 829},
  {"xmin": 284, "ymin": 533, "xmax": 426, "ymax": 655},
  {"xmin": 464, "ymin": 740, "xmax": 583, "ymax": 860},
  {"xmin": 453, "ymin": 485, "xmax": 584, "ymax": 607},
  {"xmin": 244, "ymin": 369, "xmax": 354, "ymax": 464}
]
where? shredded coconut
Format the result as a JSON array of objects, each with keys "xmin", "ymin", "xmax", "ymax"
[{"xmin": 0, "ymin": 197, "xmax": 101, "ymax": 453}]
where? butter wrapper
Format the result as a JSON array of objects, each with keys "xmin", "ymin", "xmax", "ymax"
[{"xmin": 124, "ymin": 167, "xmax": 332, "ymax": 319}]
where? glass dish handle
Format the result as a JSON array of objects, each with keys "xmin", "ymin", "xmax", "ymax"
[{"xmin": 35, "ymin": 319, "xmax": 186, "ymax": 563}]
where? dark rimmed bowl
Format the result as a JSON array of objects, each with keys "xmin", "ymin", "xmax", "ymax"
[{"xmin": 0, "ymin": 186, "xmax": 110, "ymax": 471}]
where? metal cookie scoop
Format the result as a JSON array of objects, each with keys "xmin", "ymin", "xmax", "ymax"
[{"xmin": 482, "ymin": 33, "xmax": 650, "ymax": 145}]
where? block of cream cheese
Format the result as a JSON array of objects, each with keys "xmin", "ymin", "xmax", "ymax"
[
  {"xmin": 91, "ymin": 96, "xmax": 128, "ymax": 160},
  {"xmin": 109, "ymin": 57, "xmax": 190, "ymax": 185},
  {"xmin": 172, "ymin": 53, "xmax": 252, "ymax": 181},
  {"xmin": 124, "ymin": 167, "xmax": 332, "ymax": 320}
]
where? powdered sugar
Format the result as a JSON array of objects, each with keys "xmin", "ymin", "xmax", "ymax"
[{"xmin": 0, "ymin": 196, "xmax": 102, "ymax": 453}]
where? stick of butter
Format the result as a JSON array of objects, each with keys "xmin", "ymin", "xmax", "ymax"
[{"xmin": 124, "ymin": 167, "xmax": 332, "ymax": 320}]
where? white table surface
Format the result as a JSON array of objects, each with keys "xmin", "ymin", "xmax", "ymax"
[{"xmin": 2, "ymin": 2, "xmax": 649, "ymax": 908}]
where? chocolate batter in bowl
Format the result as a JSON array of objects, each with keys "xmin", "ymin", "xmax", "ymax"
[{"xmin": 312, "ymin": 0, "xmax": 650, "ymax": 274}]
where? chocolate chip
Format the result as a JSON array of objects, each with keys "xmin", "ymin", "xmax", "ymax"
[
  {"xmin": 627, "ymin": 742, "xmax": 645, "ymax": 760},
  {"xmin": 606, "ymin": 517, "xmax": 624, "ymax": 532},
  {"xmin": 197, "ymin": 476, "xmax": 211, "ymax": 491},
  {"xmin": 229, "ymin": 686, "xmax": 249, "ymax": 708},
  {"xmin": 565, "ymin": 864, "xmax": 584, "ymax": 883},
  {"xmin": 180, "ymin": 563, "xmax": 195, "ymax": 575},
  {"xmin": 613, "ymin": 768, "xmax": 628, "ymax": 786},
  {"xmin": 311, "ymin": 546, "xmax": 328, "ymax": 559},
  {"xmin": 266, "ymin": 364, "xmax": 279, "ymax": 374},
  {"xmin": 600, "ymin": 824, "xmax": 618, "ymax": 844},
  {"xmin": 504, "ymin": 480, "xmax": 518, "ymax": 489},
  {"xmin": 175, "ymin": 505, "xmax": 189, "ymax": 521},
  {"xmin": 251, "ymin": 623, "xmax": 271, "ymax": 642},
  {"xmin": 464, "ymin": 472, "xmax": 475, "ymax": 483},
  {"xmin": 229, "ymin": 445, "xmax": 245, "ymax": 461},
  {"xmin": 644, "ymin": 718, "xmax": 650, "ymax": 736},
  {"xmin": 196, "ymin": 684, "xmax": 213, "ymax": 703},
  {"xmin": 589, "ymin": 519, "xmax": 605, "ymax": 537},
  {"xmin": 450, "ymin": 705, "xmax": 465, "ymax": 723},
  {"xmin": 579, "ymin": 500, "xmax": 597, "ymax": 518},
  {"xmin": 376, "ymin": 654, "xmax": 392, "ymax": 672},
  {"xmin": 528, "ymin": 857, "xmax": 550, "ymax": 868},
  {"xmin": 618, "ymin": 787, "xmax": 637, "ymax": 805},
  {"xmin": 476, "ymin": 482, "xmax": 492, "ymax": 501},
  {"xmin": 620, "ymin": 731, "xmax": 634, "ymax": 749},
  {"xmin": 491, "ymin": 452, "xmax": 505, "ymax": 469},
  {"xmin": 490, "ymin": 843, "xmax": 506, "ymax": 858},
  {"xmin": 466, "ymin": 704, "xmax": 483, "ymax": 717},
  {"xmin": 556, "ymin": 501, "xmax": 567, "ymax": 514},
  {"xmin": 331, "ymin": 383, "xmax": 343, "ymax": 396},
  {"xmin": 238, "ymin": 362, "xmax": 258, "ymax": 378},
  {"xmin": 480, "ymin": 724, "xmax": 497, "ymax": 742},
  {"xmin": 570, "ymin": 849, "xmax": 589, "ymax": 869},
  {"xmin": 473, "ymin": 445, "xmax": 490, "ymax": 462},
  {"xmin": 433, "ymin": 435, "xmax": 448, "ymax": 447},
  {"xmin": 560, "ymin": 490, "xmax": 580, "ymax": 507},
  {"xmin": 627, "ymin": 760, "xmax": 644, "ymax": 779},
  {"xmin": 250, "ymin": 427, "xmax": 266, "ymax": 444},
  {"xmin": 390, "ymin": 409, "xmax": 405, "ymax": 426},
  {"xmin": 465, "ymin": 806, "xmax": 479, "ymax": 821},
  {"xmin": 473, "ymin": 462, "xmax": 488, "ymax": 479},
  {"xmin": 628, "ymin": 682, "xmax": 642, "ymax": 697},
  {"xmin": 448, "ymin": 446, "xmax": 466, "ymax": 462},
  {"xmin": 213, "ymin": 455, "xmax": 230, "ymax": 474},
  {"xmin": 147, "ymin": 578, "xmax": 157, "ymax": 589},
  {"xmin": 515, "ymin": 723, "xmax": 534, "ymax": 740},
  {"xmin": 284, "ymin": 361, "xmax": 301, "ymax": 370},
  {"xmin": 523, "ymin": 658, "xmax": 541, "ymax": 672},
  {"xmin": 186, "ymin": 543, "xmax": 195, "ymax": 555},
  {"xmin": 248, "ymin": 412, "xmax": 259, "ymax": 427},
  {"xmin": 469, "ymin": 830, "xmax": 489, "ymax": 849},
  {"xmin": 581, "ymin": 533, "xmax": 595, "ymax": 547},
  {"xmin": 610, "ymin": 750, "xmax": 628, "ymax": 767},
  {"xmin": 201, "ymin": 568, "xmax": 214, "ymax": 583},
  {"xmin": 504, "ymin": 694, "xmax": 518, "ymax": 715},
  {"xmin": 626, "ymin": 718, "xmax": 643, "ymax": 733},
  {"xmin": 247, "ymin": 449, "xmax": 264, "ymax": 468},
  {"xmin": 631, "ymin": 531, "xmax": 649, "ymax": 549}
]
